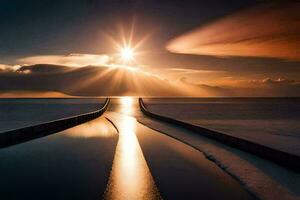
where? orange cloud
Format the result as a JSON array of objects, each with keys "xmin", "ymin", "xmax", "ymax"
[
  {"xmin": 166, "ymin": 2, "xmax": 300, "ymax": 60},
  {"xmin": 0, "ymin": 64, "xmax": 21, "ymax": 72},
  {"xmin": 18, "ymin": 54, "xmax": 110, "ymax": 67}
]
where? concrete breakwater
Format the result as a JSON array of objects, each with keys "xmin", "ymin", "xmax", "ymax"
[
  {"xmin": 0, "ymin": 98, "xmax": 110, "ymax": 148},
  {"xmin": 139, "ymin": 98, "xmax": 300, "ymax": 172}
]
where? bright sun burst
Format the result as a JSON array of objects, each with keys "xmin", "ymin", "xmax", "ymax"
[
  {"xmin": 120, "ymin": 47, "xmax": 134, "ymax": 61},
  {"xmin": 106, "ymin": 21, "xmax": 151, "ymax": 65}
]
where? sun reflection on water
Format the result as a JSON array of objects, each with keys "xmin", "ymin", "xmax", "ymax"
[
  {"xmin": 64, "ymin": 117, "xmax": 116, "ymax": 138},
  {"xmin": 104, "ymin": 97, "xmax": 161, "ymax": 200},
  {"xmin": 118, "ymin": 97, "xmax": 135, "ymax": 115}
]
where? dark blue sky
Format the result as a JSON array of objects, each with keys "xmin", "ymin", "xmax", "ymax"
[{"xmin": 0, "ymin": 0, "xmax": 257, "ymax": 62}]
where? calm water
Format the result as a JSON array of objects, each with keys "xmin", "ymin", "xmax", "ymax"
[
  {"xmin": 144, "ymin": 98, "xmax": 300, "ymax": 155},
  {"xmin": 0, "ymin": 98, "xmax": 105, "ymax": 132}
]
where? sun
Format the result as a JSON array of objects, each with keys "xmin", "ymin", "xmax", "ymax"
[{"xmin": 120, "ymin": 47, "xmax": 134, "ymax": 61}]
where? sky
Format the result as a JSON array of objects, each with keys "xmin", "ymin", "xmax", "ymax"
[{"xmin": 0, "ymin": 0, "xmax": 299, "ymax": 97}]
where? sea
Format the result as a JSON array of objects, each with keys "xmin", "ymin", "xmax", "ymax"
[
  {"xmin": 144, "ymin": 97, "xmax": 300, "ymax": 156},
  {"xmin": 0, "ymin": 98, "xmax": 105, "ymax": 132}
]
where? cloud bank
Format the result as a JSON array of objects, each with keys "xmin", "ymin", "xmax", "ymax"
[
  {"xmin": 166, "ymin": 2, "xmax": 300, "ymax": 60},
  {"xmin": 178, "ymin": 76, "xmax": 300, "ymax": 97},
  {"xmin": 0, "ymin": 64, "xmax": 183, "ymax": 96}
]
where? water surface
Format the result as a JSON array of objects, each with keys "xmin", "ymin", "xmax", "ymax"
[
  {"xmin": 0, "ymin": 98, "xmax": 105, "ymax": 131},
  {"xmin": 0, "ymin": 116, "xmax": 118, "ymax": 199},
  {"xmin": 144, "ymin": 97, "xmax": 300, "ymax": 155}
]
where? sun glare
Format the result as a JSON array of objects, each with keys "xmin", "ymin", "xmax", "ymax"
[
  {"xmin": 105, "ymin": 21, "xmax": 151, "ymax": 65},
  {"xmin": 121, "ymin": 47, "xmax": 134, "ymax": 61},
  {"xmin": 120, "ymin": 97, "xmax": 133, "ymax": 107}
]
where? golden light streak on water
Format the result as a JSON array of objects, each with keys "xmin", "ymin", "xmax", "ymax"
[
  {"xmin": 104, "ymin": 97, "xmax": 162, "ymax": 200},
  {"xmin": 64, "ymin": 117, "xmax": 116, "ymax": 138},
  {"xmin": 119, "ymin": 97, "xmax": 134, "ymax": 114}
]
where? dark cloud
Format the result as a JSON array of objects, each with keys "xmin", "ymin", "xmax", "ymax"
[
  {"xmin": 261, "ymin": 78, "xmax": 299, "ymax": 85},
  {"xmin": 0, "ymin": 64, "xmax": 183, "ymax": 96},
  {"xmin": 17, "ymin": 64, "xmax": 72, "ymax": 74}
]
